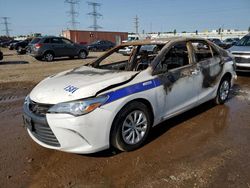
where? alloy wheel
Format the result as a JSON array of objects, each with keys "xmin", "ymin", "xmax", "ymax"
[{"xmin": 122, "ymin": 110, "xmax": 148, "ymax": 145}]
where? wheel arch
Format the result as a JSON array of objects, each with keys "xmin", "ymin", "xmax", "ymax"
[
  {"xmin": 78, "ymin": 48, "xmax": 88, "ymax": 55},
  {"xmin": 222, "ymin": 72, "xmax": 232, "ymax": 81},
  {"xmin": 109, "ymin": 97, "xmax": 155, "ymax": 144},
  {"xmin": 43, "ymin": 50, "xmax": 55, "ymax": 57}
]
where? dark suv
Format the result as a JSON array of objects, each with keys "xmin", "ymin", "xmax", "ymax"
[
  {"xmin": 87, "ymin": 40, "xmax": 115, "ymax": 51},
  {"xmin": 28, "ymin": 36, "xmax": 88, "ymax": 61}
]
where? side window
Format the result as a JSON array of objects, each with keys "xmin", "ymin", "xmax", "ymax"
[
  {"xmin": 160, "ymin": 42, "xmax": 190, "ymax": 70},
  {"xmin": 51, "ymin": 38, "xmax": 63, "ymax": 44},
  {"xmin": 43, "ymin": 38, "xmax": 50, "ymax": 43},
  {"xmin": 191, "ymin": 41, "xmax": 212, "ymax": 62},
  {"xmin": 62, "ymin": 39, "xmax": 73, "ymax": 44}
]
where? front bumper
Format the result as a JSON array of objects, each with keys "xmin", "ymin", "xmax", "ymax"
[
  {"xmin": 233, "ymin": 54, "xmax": 250, "ymax": 72},
  {"xmin": 235, "ymin": 63, "xmax": 250, "ymax": 72},
  {"xmin": 23, "ymin": 102, "xmax": 114, "ymax": 154}
]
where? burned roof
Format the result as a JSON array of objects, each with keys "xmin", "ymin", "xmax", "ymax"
[{"xmin": 121, "ymin": 37, "xmax": 209, "ymax": 46}]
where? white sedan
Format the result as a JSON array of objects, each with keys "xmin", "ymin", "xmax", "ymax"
[{"xmin": 23, "ymin": 38, "xmax": 236, "ymax": 154}]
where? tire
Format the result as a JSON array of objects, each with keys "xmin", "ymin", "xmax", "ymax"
[
  {"xmin": 17, "ymin": 46, "xmax": 23, "ymax": 54},
  {"xmin": 111, "ymin": 101, "xmax": 152, "ymax": 151},
  {"xmin": 214, "ymin": 77, "xmax": 231, "ymax": 104},
  {"xmin": 35, "ymin": 57, "xmax": 42, "ymax": 61},
  {"xmin": 78, "ymin": 50, "xmax": 87, "ymax": 59},
  {"xmin": 43, "ymin": 52, "xmax": 54, "ymax": 62}
]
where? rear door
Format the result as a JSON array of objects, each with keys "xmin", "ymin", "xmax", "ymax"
[
  {"xmin": 189, "ymin": 40, "xmax": 223, "ymax": 103},
  {"xmin": 50, "ymin": 38, "xmax": 65, "ymax": 56}
]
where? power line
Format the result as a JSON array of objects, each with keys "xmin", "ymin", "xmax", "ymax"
[
  {"xmin": 1, "ymin": 17, "xmax": 11, "ymax": 36},
  {"xmin": 134, "ymin": 15, "xmax": 139, "ymax": 34},
  {"xmin": 65, "ymin": 0, "xmax": 80, "ymax": 30},
  {"xmin": 87, "ymin": 1, "xmax": 102, "ymax": 31}
]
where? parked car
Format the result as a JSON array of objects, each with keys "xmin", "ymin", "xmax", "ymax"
[
  {"xmin": 87, "ymin": 40, "xmax": 115, "ymax": 51},
  {"xmin": 208, "ymin": 38, "xmax": 230, "ymax": 49},
  {"xmin": 23, "ymin": 37, "xmax": 236, "ymax": 154},
  {"xmin": 9, "ymin": 40, "xmax": 20, "ymax": 50},
  {"xmin": 0, "ymin": 39, "xmax": 16, "ymax": 48},
  {"xmin": 27, "ymin": 36, "xmax": 88, "ymax": 61},
  {"xmin": 14, "ymin": 38, "xmax": 32, "ymax": 54},
  {"xmin": 223, "ymin": 38, "xmax": 239, "ymax": 47},
  {"xmin": 229, "ymin": 34, "xmax": 250, "ymax": 72},
  {"xmin": 0, "ymin": 50, "xmax": 3, "ymax": 61},
  {"xmin": 118, "ymin": 46, "xmax": 133, "ymax": 55}
]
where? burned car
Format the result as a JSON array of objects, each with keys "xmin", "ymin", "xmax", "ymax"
[{"xmin": 23, "ymin": 38, "xmax": 236, "ymax": 154}]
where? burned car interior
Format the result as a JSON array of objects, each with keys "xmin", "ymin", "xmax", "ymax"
[
  {"xmin": 91, "ymin": 44, "xmax": 164, "ymax": 71},
  {"xmin": 90, "ymin": 39, "xmax": 222, "ymax": 75}
]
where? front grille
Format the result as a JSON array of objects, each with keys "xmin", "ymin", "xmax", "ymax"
[
  {"xmin": 24, "ymin": 100, "xmax": 60, "ymax": 147},
  {"xmin": 236, "ymin": 66, "xmax": 250, "ymax": 71},
  {"xmin": 235, "ymin": 57, "xmax": 250, "ymax": 64},
  {"xmin": 31, "ymin": 121, "xmax": 61, "ymax": 147},
  {"xmin": 29, "ymin": 101, "xmax": 52, "ymax": 116}
]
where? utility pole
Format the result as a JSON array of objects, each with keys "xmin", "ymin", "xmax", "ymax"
[
  {"xmin": 1, "ymin": 17, "xmax": 11, "ymax": 36},
  {"xmin": 87, "ymin": 1, "xmax": 102, "ymax": 31},
  {"xmin": 134, "ymin": 15, "xmax": 139, "ymax": 34},
  {"xmin": 65, "ymin": 0, "xmax": 79, "ymax": 30}
]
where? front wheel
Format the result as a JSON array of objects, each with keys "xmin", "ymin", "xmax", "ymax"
[
  {"xmin": 78, "ymin": 50, "xmax": 87, "ymax": 59},
  {"xmin": 214, "ymin": 78, "xmax": 231, "ymax": 104},
  {"xmin": 111, "ymin": 101, "xmax": 152, "ymax": 151}
]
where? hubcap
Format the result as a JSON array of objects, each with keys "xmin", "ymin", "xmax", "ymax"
[
  {"xmin": 122, "ymin": 110, "xmax": 148, "ymax": 145},
  {"xmin": 46, "ymin": 54, "xmax": 53, "ymax": 61},
  {"xmin": 219, "ymin": 80, "xmax": 230, "ymax": 101},
  {"xmin": 80, "ymin": 52, "xmax": 86, "ymax": 59}
]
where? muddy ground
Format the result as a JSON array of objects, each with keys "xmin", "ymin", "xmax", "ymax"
[{"xmin": 0, "ymin": 48, "xmax": 250, "ymax": 188}]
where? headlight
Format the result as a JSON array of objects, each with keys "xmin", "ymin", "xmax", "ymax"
[{"xmin": 48, "ymin": 96, "xmax": 108, "ymax": 116}]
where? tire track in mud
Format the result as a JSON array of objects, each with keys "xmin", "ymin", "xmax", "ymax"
[
  {"xmin": 0, "ymin": 94, "xmax": 25, "ymax": 115},
  {"xmin": 0, "ymin": 95, "xmax": 25, "ymax": 104}
]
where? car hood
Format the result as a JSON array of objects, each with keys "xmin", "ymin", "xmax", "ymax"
[
  {"xmin": 229, "ymin": 45, "xmax": 250, "ymax": 53},
  {"xmin": 30, "ymin": 66, "xmax": 137, "ymax": 104}
]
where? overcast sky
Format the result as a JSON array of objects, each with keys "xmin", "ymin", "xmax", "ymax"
[{"xmin": 0, "ymin": 0, "xmax": 249, "ymax": 36}]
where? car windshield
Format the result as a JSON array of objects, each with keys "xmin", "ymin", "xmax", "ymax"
[
  {"xmin": 235, "ymin": 36, "xmax": 250, "ymax": 46},
  {"xmin": 90, "ymin": 43, "xmax": 165, "ymax": 72}
]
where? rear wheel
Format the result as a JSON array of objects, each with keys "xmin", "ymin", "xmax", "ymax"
[
  {"xmin": 111, "ymin": 101, "xmax": 152, "ymax": 151},
  {"xmin": 43, "ymin": 52, "xmax": 54, "ymax": 62},
  {"xmin": 214, "ymin": 77, "xmax": 231, "ymax": 104}
]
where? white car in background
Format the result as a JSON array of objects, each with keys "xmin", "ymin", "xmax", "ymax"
[
  {"xmin": 23, "ymin": 38, "xmax": 236, "ymax": 154},
  {"xmin": 118, "ymin": 46, "xmax": 133, "ymax": 55},
  {"xmin": 229, "ymin": 33, "xmax": 250, "ymax": 72}
]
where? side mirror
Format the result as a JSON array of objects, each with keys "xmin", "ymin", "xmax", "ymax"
[{"xmin": 152, "ymin": 64, "xmax": 168, "ymax": 75}]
